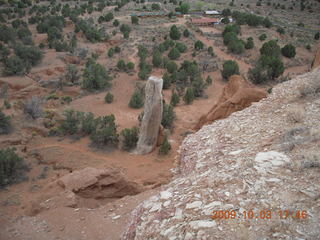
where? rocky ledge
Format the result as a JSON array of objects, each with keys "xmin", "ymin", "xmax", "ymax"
[{"xmin": 123, "ymin": 68, "xmax": 320, "ymax": 240}]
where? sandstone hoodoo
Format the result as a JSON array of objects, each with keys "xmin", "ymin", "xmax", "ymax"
[
  {"xmin": 136, "ymin": 76, "xmax": 163, "ymax": 155},
  {"xmin": 195, "ymin": 75, "xmax": 267, "ymax": 130}
]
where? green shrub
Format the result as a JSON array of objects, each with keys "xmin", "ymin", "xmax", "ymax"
[
  {"xmin": 223, "ymin": 32, "xmax": 238, "ymax": 45},
  {"xmin": 129, "ymin": 90, "xmax": 144, "ymax": 109},
  {"xmin": 61, "ymin": 96, "xmax": 72, "ymax": 104},
  {"xmin": 222, "ymin": 24, "xmax": 241, "ymax": 36},
  {"xmin": 194, "ymin": 40, "xmax": 204, "ymax": 50},
  {"xmin": 170, "ymin": 90, "xmax": 180, "ymax": 106},
  {"xmin": 184, "ymin": 87, "xmax": 194, "ymax": 104},
  {"xmin": 260, "ymin": 40, "xmax": 281, "ymax": 58},
  {"xmin": 120, "ymin": 24, "xmax": 131, "ymax": 35},
  {"xmin": 0, "ymin": 148, "xmax": 29, "ymax": 187},
  {"xmin": 3, "ymin": 55, "xmax": 29, "ymax": 76},
  {"xmin": 152, "ymin": 50, "xmax": 163, "ymax": 67},
  {"xmin": 249, "ymin": 55, "xmax": 284, "ymax": 83},
  {"xmin": 277, "ymin": 27, "xmax": 285, "ymax": 35},
  {"xmin": 13, "ymin": 44, "xmax": 43, "ymax": 66},
  {"xmin": 120, "ymin": 127, "xmax": 139, "ymax": 151},
  {"xmin": 245, "ymin": 38, "xmax": 254, "ymax": 49},
  {"xmin": 90, "ymin": 114, "xmax": 119, "ymax": 148},
  {"xmin": 221, "ymin": 60, "xmax": 239, "ymax": 80},
  {"xmin": 0, "ymin": 110, "xmax": 11, "ymax": 134},
  {"xmin": 208, "ymin": 46, "xmax": 215, "ymax": 56},
  {"xmin": 59, "ymin": 109, "xmax": 82, "ymax": 135},
  {"xmin": 221, "ymin": 17, "xmax": 230, "ymax": 24},
  {"xmin": 82, "ymin": 60, "xmax": 112, "ymax": 91},
  {"xmin": 183, "ymin": 29, "xmax": 190, "ymax": 37},
  {"xmin": 131, "ymin": 16, "xmax": 139, "ymax": 24},
  {"xmin": 263, "ymin": 17, "xmax": 272, "ymax": 28},
  {"xmin": 117, "ymin": 59, "xmax": 127, "ymax": 71},
  {"xmin": 175, "ymin": 42, "xmax": 187, "ymax": 53},
  {"xmin": 168, "ymin": 47, "xmax": 180, "ymax": 60},
  {"xmin": 159, "ymin": 136, "xmax": 171, "ymax": 155},
  {"xmin": 259, "ymin": 34, "xmax": 267, "ymax": 41},
  {"xmin": 165, "ymin": 61, "xmax": 177, "ymax": 73},
  {"xmin": 227, "ymin": 39, "xmax": 245, "ymax": 54},
  {"xmin": 80, "ymin": 112, "xmax": 96, "ymax": 135},
  {"xmin": 206, "ymin": 75, "xmax": 213, "ymax": 85},
  {"xmin": 152, "ymin": 3, "xmax": 161, "ymax": 10},
  {"xmin": 3, "ymin": 100, "xmax": 11, "ymax": 109},
  {"xmin": 315, "ymin": 32, "xmax": 320, "ymax": 40},
  {"xmin": 114, "ymin": 46, "xmax": 121, "ymax": 53},
  {"xmin": 138, "ymin": 61, "xmax": 152, "ymax": 80},
  {"xmin": 113, "ymin": 19, "xmax": 120, "ymax": 27},
  {"xmin": 0, "ymin": 24, "xmax": 16, "ymax": 43},
  {"xmin": 105, "ymin": 92, "xmax": 114, "ymax": 103},
  {"xmin": 105, "ymin": 12, "xmax": 114, "ymax": 22},
  {"xmin": 179, "ymin": 2, "xmax": 190, "ymax": 14},
  {"xmin": 162, "ymin": 104, "xmax": 175, "ymax": 129},
  {"xmin": 191, "ymin": 76, "xmax": 206, "ymax": 97},
  {"xmin": 281, "ymin": 44, "xmax": 296, "ymax": 58},
  {"xmin": 127, "ymin": 62, "xmax": 135, "ymax": 70},
  {"xmin": 163, "ymin": 72, "xmax": 172, "ymax": 89},
  {"xmin": 65, "ymin": 64, "xmax": 79, "ymax": 84},
  {"xmin": 169, "ymin": 25, "xmax": 181, "ymax": 40},
  {"xmin": 222, "ymin": 8, "xmax": 232, "ymax": 17},
  {"xmin": 108, "ymin": 48, "xmax": 115, "ymax": 57}
]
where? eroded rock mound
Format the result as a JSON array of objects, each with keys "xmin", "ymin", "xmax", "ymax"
[
  {"xmin": 312, "ymin": 45, "xmax": 320, "ymax": 70},
  {"xmin": 57, "ymin": 167, "xmax": 142, "ymax": 199},
  {"xmin": 136, "ymin": 76, "xmax": 163, "ymax": 154},
  {"xmin": 195, "ymin": 75, "xmax": 267, "ymax": 130}
]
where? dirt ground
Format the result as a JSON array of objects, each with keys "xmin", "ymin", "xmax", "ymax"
[{"xmin": 0, "ymin": 2, "xmax": 317, "ymax": 239}]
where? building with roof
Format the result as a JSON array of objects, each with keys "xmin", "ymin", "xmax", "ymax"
[
  {"xmin": 204, "ymin": 10, "xmax": 220, "ymax": 16},
  {"xmin": 130, "ymin": 11, "xmax": 182, "ymax": 18},
  {"xmin": 191, "ymin": 17, "xmax": 220, "ymax": 26}
]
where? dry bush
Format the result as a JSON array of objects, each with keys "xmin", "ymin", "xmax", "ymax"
[
  {"xmin": 287, "ymin": 106, "xmax": 304, "ymax": 123},
  {"xmin": 302, "ymin": 152, "xmax": 320, "ymax": 168},
  {"xmin": 298, "ymin": 79, "xmax": 320, "ymax": 98},
  {"xmin": 23, "ymin": 96, "xmax": 43, "ymax": 119}
]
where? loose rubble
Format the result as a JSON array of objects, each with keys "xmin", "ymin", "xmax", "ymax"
[{"xmin": 123, "ymin": 68, "xmax": 320, "ymax": 239}]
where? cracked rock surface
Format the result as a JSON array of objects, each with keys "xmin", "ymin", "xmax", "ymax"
[{"xmin": 123, "ymin": 68, "xmax": 320, "ymax": 240}]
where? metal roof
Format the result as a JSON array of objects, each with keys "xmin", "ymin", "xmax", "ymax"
[{"xmin": 204, "ymin": 10, "xmax": 220, "ymax": 15}]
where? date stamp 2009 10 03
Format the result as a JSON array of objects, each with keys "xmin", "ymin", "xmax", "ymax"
[{"xmin": 211, "ymin": 210, "xmax": 308, "ymax": 220}]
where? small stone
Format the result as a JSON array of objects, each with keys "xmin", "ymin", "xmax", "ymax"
[
  {"xmin": 112, "ymin": 215, "xmax": 121, "ymax": 220},
  {"xmin": 160, "ymin": 191, "xmax": 172, "ymax": 200},
  {"xmin": 163, "ymin": 200, "xmax": 171, "ymax": 207},
  {"xmin": 149, "ymin": 202, "xmax": 162, "ymax": 212},
  {"xmin": 189, "ymin": 220, "xmax": 216, "ymax": 229},
  {"xmin": 186, "ymin": 201, "xmax": 202, "ymax": 209}
]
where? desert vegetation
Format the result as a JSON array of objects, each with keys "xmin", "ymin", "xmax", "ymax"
[{"xmin": 0, "ymin": 0, "xmax": 319, "ymax": 238}]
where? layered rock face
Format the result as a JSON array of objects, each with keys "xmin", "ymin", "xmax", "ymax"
[
  {"xmin": 136, "ymin": 76, "xmax": 163, "ymax": 154},
  {"xmin": 195, "ymin": 75, "xmax": 267, "ymax": 130},
  {"xmin": 123, "ymin": 68, "xmax": 320, "ymax": 239},
  {"xmin": 57, "ymin": 167, "xmax": 142, "ymax": 200}
]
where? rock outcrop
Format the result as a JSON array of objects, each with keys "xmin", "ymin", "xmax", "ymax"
[
  {"xmin": 123, "ymin": 68, "xmax": 320, "ymax": 239},
  {"xmin": 136, "ymin": 76, "xmax": 163, "ymax": 154},
  {"xmin": 57, "ymin": 167, "xmax": 142, "ymax": 199},
  {"xmin": 195, "ymin": 75, "xmax": 267, "ymax": 130}
]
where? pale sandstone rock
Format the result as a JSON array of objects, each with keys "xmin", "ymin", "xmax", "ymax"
[{"xmin": 136, "ymin": 76, "xmax": 163, "ymax": 154}]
